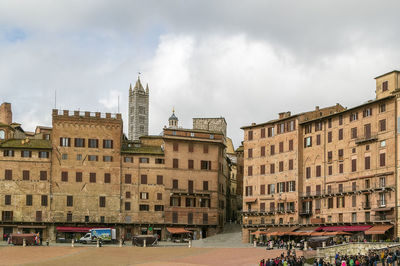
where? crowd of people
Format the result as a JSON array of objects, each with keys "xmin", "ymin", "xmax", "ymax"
[
  {"xmin": 259, "ymin": 250, "xmax": 307, "ymax": 266},
  {"xmin": 316, "ymin": 249, "xmax": 400, "ymax": 266}
]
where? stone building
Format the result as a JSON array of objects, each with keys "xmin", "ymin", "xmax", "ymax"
[
  {"xmin": 0, "ymin": 106, "xmax": 228, "ymax": 241},
  {"xmin": 128, "ymin": 77, "xmax": 149, "ymax": 141},
  {"xmin": 241, "ymin": 70, "xmax": 400, "ymax": 243}
]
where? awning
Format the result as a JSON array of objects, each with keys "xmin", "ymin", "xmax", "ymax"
[
  {"xmin": 295, "ymin": 226, "xmax": 320, "ymax": 232},
  {"xmin": 365, "ymin": 225, "xmax": 393, "ymax": 235},
  {"xmin": 266, "ymin": 226, "xmax": 300, "ymax": 236},
  {"xmin": 372, "ymin": 207, "xmax": 393, "ymax": 212},
  {"xmin": 320, "ymin": 225, "xmax": 372, "ymax": 232},
  {"xmin": 244, "ymin": 198, "xmax": 257, "ymax": 203},
  {"xmin": 166, "ymin": 227, "xmax": 191, "ymax": 234},
  {"xmin": 56, "ymin": 227, "xmax": 91, "ymax": 233}
]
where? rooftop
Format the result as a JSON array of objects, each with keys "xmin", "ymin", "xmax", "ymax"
[{"xmin": 0, "ymin": 139, "xmax": 52, "ymax": 149}]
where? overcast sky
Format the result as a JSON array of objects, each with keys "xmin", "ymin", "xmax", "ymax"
[{"xmin": 1, "ymin": 0, "xmax": 399, "ymax": 148}]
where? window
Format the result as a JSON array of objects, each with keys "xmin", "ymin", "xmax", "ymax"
[
  {"xmin": 338, "ymin": 149, "xmax": 344, "ymax": 160},
  {"xmin": 328, "ymin": 118, "xmax": 332, "ymax": 128},
  {"xmin": 124, "ymin": 174, "xmax": 131, "ymax": 184},
  {"xmin": 380, "ymin": 153, "xmax": 386, "ymax": 167},
  {"xmin": 5, "ymin": 169, "xmax": 12, "ymax": 180},
  {"xmin": 26, "ymin": 195, "xmax": 32, "ymax": 206},
  {"xmin": 99, "ymin": 196, "xmax": 106, "ymax": 207},
  {"xmin": 365, "ymin": 212, "xmax": 370, "ymax": 222},
  {"xmin": 248, "ymin": 130, "xmax": 253, "ymax": 140},
  {"xmin": 61, "ymin": 171, "xmax": 68, "ymax": 182},
  {"xmin": 279, "ymin": 142, "xmax": 283, "ymax": 153},
  {"xmin": 278, "ymin": 123, "xmax": 285, "ymax": 134},
  {"xmin": 173, "ymin": 179, "xmax": 178, "ymax": 189},
  {"xmin": 288, "ymin": 140, "xmax": 293, "ymax": 151},
  {"xmin": 270, "ymin": 163, "xmax": 275, "ymax": 174},
  {"xmin": 328, "ymin": 165, "xmax": 332, "ymax": 175},
  {"xmin": 2, "ymin": 211, "xmax": 13, "ymax": 221},
  {"xmin": 327, "ymin": 151, "xmax": 332, "ymax": 163},
  {"xmin": 328, "ymin": 131, "xmax": 332, "ymax": 143},
  {"xmin": 88, "ymin": 139, "xmax": 99, "ymax": 148},
  {"xmin": 279, "ymin": 161, "xmax": 284, "ymax": 172},
  {"xmin": 103, "ymin": 156, "xmax": 113, "ymax": 162},
  {"xmin": 352, "ymin": 212, "xmax": 357, "ymax": 223},
  {"xmin": 102, "ymin": 139, "xmax": 113, "ymax": 149},
  {"xmin": 21, "ymin": 150, "xmax": 32, "ymax": 158},
  {"xmin": 139, "ymin": 204, "xmax": 149, "ymax": 211},
  {"xmin": 39, "ymin": 151, "xmax": 49, "ymax": 158},
  {"xmin": 315, "ymin": 122, "xmax": 322, "ymax": 131},
  {"xmin": 289, "ymin": 181, "xmax": 296, "ymax": 192},
  {"xmin": 268, "ymin": 127, "xmax": 274, "ymax": 137},
  {"xmin": 124, "ymin": 157, "xmax": 133, "ymax": 163},
  {"xmin": 260, "ymin": 146, "xmax": 265, "ymax": 157},
  {"xmin": 67, "ymin": 196, "xmax": 73, "ymax": 207},
  {"xmin": 316, "ymin": 134, "xmax": 321, "ymax": 145},
  {"xmin": 90, "ymin": 173, "xmax": 96, "ymax": 183},
  {"xmin": 172, "ymin": 212, "xmax": 178, "ymax": 223},
  {"xmin": 306, "ymin": 167, "xmax": 311, "ymax": 179},
  {"xmin": 3, "ymin": 150, "xmax": 14, "ymax": 157},
  {"xmin": 350, "ymin": 112, "xmax": 358, "ymax": 122},
  {"xmin": 0, "ymin": 130, "xmax": 4, "ymax": 140},
  {"xmin": 23, "ymin": 170, "xmax": 30, "ymax": 180},
  {"xmin": 261, "ymin": 128, "xmax": 266, "ymax": 138},
  {"xmin": 260, "ymin": 165, "xmax": 265, "ymax": 174},
  {"xmin": 201, "ymin": 160, "xmax": 212, "ymax": 170},
  {"xmin": 365, "ymin": 156, "xmax": 370, "ymax": 170},
  {"xmin": 100, "ymin": 216, "xmax": 105, "ymax": 223},
  {"xmin": 304, "ymin": 137, "xmax": 312, "ymax": 148},
  {"xmin": 316, "ymin": 165, "xmax": 321, "ymax": 177},
  {"xmin": 104, "ymin": 173, "xmax": 111, "ymax": 183},
  {"xmin": 155, "ymin": 205, "xmax": 164, "ymax": 211},
  {"xmin": 5, "ymin": 195, "xmax": 11, "ymax": 205},
  {"xmin": 170, "ymin": 197, "xmax": 181, "ymax": 206},
  {"xmin": 140, "ymin": 192, "xmax": 149, "ymax": 200},
  {"xmin": 352, "ymin": 196, "xmax": 357, "ymax": 207},
  {"xmin": 40, "ymin": 171, "xmax": 47, "ymax": 181},
  {"xmin": 155, "ymin": 158, "xmax": 164, "ymax": 164},
  {"xmin": 88, "ymin": 155, "xmax": 98, "ymax": 161},
  {"xmin": 289, "ymin": 120, "xmax": 296, "ymax": 131},
  {"xmin": 74, "ymin": 138, "xmax": 85, "ymax": 147},
  {"xmin": 380, "ymin": 103, "xmax": 386, "ymax": 112},
  {"xmin": 36, "ymin": 211, "xmax": 42, "ymax": 222},
  {"xmin": 76, "ymin": 172, "xmax": 82, "ymax": 182},
  {"xmin": 61, "ymin": 153, "xmax": 68, "ymax": 160},
  {"xmin": 339, "ymin": 115, "xmax": 343, "ymax": 125},
  {"xmin": 286, "ymin": 159, "xmax": 293, "ymax": 170},
  {"xmin": 351, "ymin": 127, "xmax": 357, "ymax": 139},
  {"xmin": 173, "ymin": 158, "xmax": 179, "ymax": 168},
  {"xmin": 157, "ymin": 175, "xmax": 163, "ymax": 185},
  {"xmin": 188, "ymin": 143, "xmax": 194, "ymax": 152},
  {"xmin": 379, "ymin": 119, "xmax": 386, "ymax": 132},
  {"xmin": 260, "ymin": 184, "xmax": 265, "ymax": 195},
  {"xmin": 203, "ymin": 181, "xmax": 209, "ymax": 190},
  {"xmin": 203, "ymin": 213, "xmax": 208, "ymax": 224},
  {"xmin": 60, "ymin": 137, "xmax": 71, "ymax": 147},
  {"xmin": 85, "ymin": 216, "xmax": 89, "ymax": 223},
  {"xmin": 245, "ymin": 186, "xmax": 253, "ymax": 196},
  {"xmin": 363, "ymin": 108, "xmax": 372, "ymax": 117},
  {"xmin": 339, "ymin": 163, "xmax": 344, "ymax": 173},
  {"xmin": 41, "ymin": 195, "xmax": 48, "ymax": 206},
  {"xmin": 126, "ymin": 191, "xmax": 131, "ymax": 198},
  {"xmin": 141, "ymin": 175, "xmax": 147, "ymax": 184},
  {"xmin": 157, "ymin": 193, "xmax": 162, "ymax": 200},
  {"xmin": 186, "ymin": 198, "xmax": 196, "ymax": 207},
  {"xmin": 248, "ymin": 149, "xmax": 252, "ymax": 158},
  {"xmin": 382, "ymin": 81, "xmax": 388, "ymax": 91},
  {"xmin": 270, "ymin": 145, "xmax": 275, "ymax": 155},
  {"xmin": 381, "ymin": 140, "xmax": 386, "ymax": 147},
  {"xmin": 67, "ymin": 213, "xmax": 72, "ymax": 222},
  {"xmin": 268, "ymin": 184, "xmax": 275, "ymax": 194},
  {"xmin": 248, "ymin": 166, "xmax": 253, "ymax": 176},
  {"xmin": 338, "ymin": 129, "xmax": 343, "ymax": 140},
  {"xmin": 76, "ymin": 154, "xmax": 82, "ymax": 160},
  {"xmin": 173, "ymin": 142, "xmax": 179, "ymax": 151},
  {"xmin": 352, "ymin": 159, "xmax": 357, "ymax": 172}
]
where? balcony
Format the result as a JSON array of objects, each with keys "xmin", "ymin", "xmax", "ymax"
[
  {"xmin": 355, "ymin": 133, "xmax": 378, "ymax": 145},
  {"xmin": 299, "ymin": 209, "xmax": 312, "ymax": 216}
]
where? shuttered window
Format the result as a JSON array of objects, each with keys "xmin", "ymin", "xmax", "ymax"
[
  {"xmin": 365, "ymin": 157, "xmax": 370, "ymax": 170},
  {"xmin": 352, "ymin": 159, "xmax": 357, "ymax": 172},
  {"xmin": 380, "ymin": 153, "xmax": 386, "ymax": 167}
]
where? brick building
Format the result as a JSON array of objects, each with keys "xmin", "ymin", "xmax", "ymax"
[
  {"xmin": 241, "ymin": 70, "xmax": 400, "ymax": 243},
  {"xmin": 0, "ymin": 105, "xmax": 229, "ymax": 241}
]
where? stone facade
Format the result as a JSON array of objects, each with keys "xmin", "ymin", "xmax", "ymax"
[
  {"xmin": 193, "ymin": 118, "xmax": 227, "ymax": 137},
  {"xmin": 0, "ymin": 107, "xmax": 228, "ymax": 242},
  {"xmin": 128, "ymin": 77, "xmax": 149, "ymax": 141},
  {"xmin": 241, "ymin": 70, "xmax": 400, "ymax": 243}
]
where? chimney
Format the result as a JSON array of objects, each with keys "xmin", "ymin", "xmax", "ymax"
[
  {"xmin": 279, "ymin": 112, "xmax": 291, "ymax": 119},
  {"xmin": 0, "ymin": 103, "xmax": 12, "ymax": 125},
  {"xmin": 315, "ymin": 106, "xmax": 320, "ymax": 111}
]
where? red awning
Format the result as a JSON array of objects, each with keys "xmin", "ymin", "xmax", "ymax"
[
  {"xmin": 56, "ymin": 227, "xmax": 91, "ymax": 233},
  {"xmin": 166, "ymin": 227, "xmax": 192, "ymax": 234},
  {"xmin": 320, "ymin": 225, "xmax": 372, "ymax": 232},
  {"xmin": 365, "ymin": 225, "xmax": 393, "ymax": 235}
]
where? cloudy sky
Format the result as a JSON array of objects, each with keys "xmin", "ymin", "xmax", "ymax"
[{"xmin": 1, "ymin": 1, "xmax": 399, "ymax": 148}]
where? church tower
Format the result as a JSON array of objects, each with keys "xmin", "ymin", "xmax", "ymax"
[
  {"xmin": 168, "ymin": 108, "xmax": 179, "ymax": 128},
  {"xmin": 128, "ymin": 77, "xmax": 149, "ymax": 141}
]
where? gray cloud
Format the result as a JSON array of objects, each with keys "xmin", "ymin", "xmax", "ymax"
[{"xmin": 0, "ymin": 0, "xmax": 399, "ymax": 148}]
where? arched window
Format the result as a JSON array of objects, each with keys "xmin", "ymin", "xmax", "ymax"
[{"xmin": 0, "ymin": 130, "xmax": 5, "ymax": 140}]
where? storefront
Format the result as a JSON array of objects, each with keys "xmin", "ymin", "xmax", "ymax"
[{"xmin": 55, "ymin": 226, "xmax": 91, "ymax": 243}]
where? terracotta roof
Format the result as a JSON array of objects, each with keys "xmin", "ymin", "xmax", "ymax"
[{"xmin": 0, "ymin": 139, "xmax": 52, "ymax": 149}]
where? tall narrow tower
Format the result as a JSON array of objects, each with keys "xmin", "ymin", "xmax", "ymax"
[{"xmin": 128, "ymin": 77, "xmax": 149, "ymax": 140}]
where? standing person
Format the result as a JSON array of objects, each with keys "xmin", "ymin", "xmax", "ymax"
[{"xmin": 381, "ymin": 250, "xmax": 386, "ymax": 266}]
